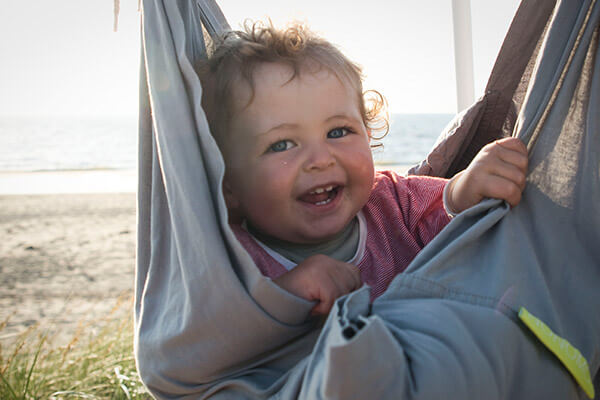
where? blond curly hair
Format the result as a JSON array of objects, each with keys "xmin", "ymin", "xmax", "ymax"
[{"xmin": 197, "ymin": 20, "xmax": 388, "ymax": 144}]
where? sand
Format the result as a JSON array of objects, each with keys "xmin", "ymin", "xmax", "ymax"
[{"xmin": 0, "ymin": 193, "xmax": 136, "ymax": 344}]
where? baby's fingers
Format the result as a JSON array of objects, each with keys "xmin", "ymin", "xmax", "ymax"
[
  {"xmin": 495, "ymin": 137, "xmax": 528, "ymax": 153},
  {"xmin": 311, "ymin": 263, "xmax": 361, "ymax": 316},
  {"xmin": 311, "ymin": 281, "xmax": 342, "ymax": 315},
  {"xmin": 309, "ymin": 278, "xmax": 337, "ymax": 315},
  {"xmin": 483, "ymin": 139, "xmax": 528, "ymax": 191},
  {"xmin": 341, "ymin": 262, "xmax": 362, "ymax": 291},
  {"xmin": 494, "ymin": 138, "xmax": 528, "ymax": 168},
  {"xmin": 493, "ymin": 160, "xmax": 527, "ymax": 191},
  {"xmin": 329, "ymin": 262, "xmax": 361, "ymax": 296},
  {"xmin": 311, "ymin": 300, "xmax": 334, "ymax": 316},
  {"xmin": 484, "ymin": 174, "xmax": 524, "ymax": 207}
]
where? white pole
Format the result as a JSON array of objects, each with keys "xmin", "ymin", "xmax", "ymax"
[{"xmin": 451, "ymin": 0, "xmax": 475, "ymax": 112}]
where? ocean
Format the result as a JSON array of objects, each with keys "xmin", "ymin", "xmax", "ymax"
[
  {"xmin": 0, "ymin": 114, "xmax": 454, "ymax": 172},
  {"xmin": 0, "ymin": 116, "xmax": 138, "ymax": 172}
]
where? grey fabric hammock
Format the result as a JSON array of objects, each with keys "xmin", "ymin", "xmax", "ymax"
[{"xmin": 135, "ymin": 0, "xmax": 600, "ymax": 398}]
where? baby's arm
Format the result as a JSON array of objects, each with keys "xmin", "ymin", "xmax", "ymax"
[
  {"xmin": 273, "ymin": 255, "xmax": 362, "ymax": 316},
  {"xmin": 445, "ymin": 137, "xmax": 528, "ymax": 214}
]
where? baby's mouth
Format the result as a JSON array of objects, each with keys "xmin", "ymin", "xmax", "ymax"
[{"xmin": 298, "ymin": 185, "xmax": 340, "ymax": 206}]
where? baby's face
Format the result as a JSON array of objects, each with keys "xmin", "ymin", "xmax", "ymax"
[{"xmin": 222, "ymin": 62, "xmax": 374, "ymax": 244}]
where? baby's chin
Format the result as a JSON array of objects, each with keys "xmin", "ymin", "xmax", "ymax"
[
  {"xmin": 286, "ymin": 222, "xmax": 354, "ymax": 245},
  {"xmin": 247, "ymin": 211, "xmax": 357, "ymax": 245}
]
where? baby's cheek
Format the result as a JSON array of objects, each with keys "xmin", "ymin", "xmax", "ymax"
[
  {"xmin": 243, "ymin": 164, "xmax": 296, "ymax": 233},
  {"xmin": 350, "ymin": 148, "xmax": 375, "ymax": 177},
  {"xmin": 349, "ymin": 148, "xmax": 375, "ymax": 202},
  {"xmin": 250, "ymin": 162, "xmax": 295, "ymax": 202}
]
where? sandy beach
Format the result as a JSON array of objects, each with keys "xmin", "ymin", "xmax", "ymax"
[{"xmin": 0, "ymin": 192, "xmax": 136, "ymax": 344}]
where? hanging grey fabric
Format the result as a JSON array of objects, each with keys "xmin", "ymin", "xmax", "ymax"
[{"xmin": 135, "ymin": 0, "xmax": 600, "ymax": 398}]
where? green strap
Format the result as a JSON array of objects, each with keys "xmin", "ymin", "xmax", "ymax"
[{"xmin": 519, "ymin": 307, "xmax": 595, "ymax": 398}]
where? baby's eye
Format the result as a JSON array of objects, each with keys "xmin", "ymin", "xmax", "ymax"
[
  {"xmin": 328, "ymin": 127, "xmax": 350, "ymax": 139},
  {"xmin": 269, "ymin": 139, "xmax": 295, "ymax": 153}
]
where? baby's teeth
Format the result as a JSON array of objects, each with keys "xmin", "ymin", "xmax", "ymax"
[
  {"xmin": 315, "ymin": 198, "xmax": 332, "ymax": 206},
  {"xmin": 311, "ymin": 186, "xmax": 334, "ymax": 194}
]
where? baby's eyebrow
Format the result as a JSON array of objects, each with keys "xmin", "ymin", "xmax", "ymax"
[
  {"xmin": 257, "ymin": 122, "xmax": 298, "ymax": 137},
  {"xmin": 325, "ymin": 113, "xmax": 361, "ymax": 124}
]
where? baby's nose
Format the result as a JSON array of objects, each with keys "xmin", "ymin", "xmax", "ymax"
[{"xmin": 303, "ymin": 144, "xmax": 335, "ymax": 171}]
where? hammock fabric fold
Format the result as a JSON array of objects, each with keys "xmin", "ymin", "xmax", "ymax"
[{"xmin": 135, "ymin": 0, "xmax": 600, "ymax": 398}]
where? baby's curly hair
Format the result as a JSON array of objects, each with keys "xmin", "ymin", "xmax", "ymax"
[{"xmin": 197, "ymin": 20, "xmax": 388, "ymax": 144}]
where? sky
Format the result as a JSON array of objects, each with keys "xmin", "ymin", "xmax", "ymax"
[{"xmin": 0, "ymin": 0, "xmax": 520, "ymax": 117}]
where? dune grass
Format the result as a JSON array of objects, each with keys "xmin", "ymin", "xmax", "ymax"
[{"xmin": 0, "ymin": 296, "xmax": 151, "ymax": 399}]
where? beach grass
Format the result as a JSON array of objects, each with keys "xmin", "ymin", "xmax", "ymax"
[{"xmin": 0, "ymin": 296, "xmax": 150, "ymax": 399}]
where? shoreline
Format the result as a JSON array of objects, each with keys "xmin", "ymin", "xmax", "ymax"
[
  {"xmin": 0, "ymin": 169, "xmax": 138, "ymax": 195},
  {"xmin": 0, "ymin": 164, "xmax": 412, "ymax": 195}
]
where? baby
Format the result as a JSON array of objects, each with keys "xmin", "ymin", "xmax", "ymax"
[{"xmin": 198, "ymin": 21, "xmax": 528, "ymax": 315}]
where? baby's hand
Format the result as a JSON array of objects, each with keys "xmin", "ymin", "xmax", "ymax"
[
  {"xmin": 273, "ymin": 254, "xmax": 362, "ymax": 316},
  {"xmin": 447, "ymin": 137, "xmax": 528, "ymax": 213}
]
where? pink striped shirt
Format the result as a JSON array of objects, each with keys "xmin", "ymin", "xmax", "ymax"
[{"xmin": 232, "ymin": 170, "xmax": 451, "ymax": 300}]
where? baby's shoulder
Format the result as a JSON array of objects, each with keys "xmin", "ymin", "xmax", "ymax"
[
  {"xmin": 374, "ymin": 169, "xmax": 448, "ymax": 189},
  {"xmin": 370, "ymin": 170, "xmax": 448, "ymax": 204},
  {"xmin": 369, "ymin": 170, "xmax": 408, "ymax": 205}
]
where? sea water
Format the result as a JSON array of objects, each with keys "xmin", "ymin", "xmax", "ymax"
[
  {"xmin": 0, "ymin": 116, "xmax": 138, "ymax": 172},
  {"xmin": 0, "ymin": 114, "xmax": 453, "ymax": 172}
]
